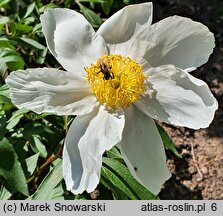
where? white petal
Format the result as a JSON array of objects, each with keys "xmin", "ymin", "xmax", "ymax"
[
  {"xmin": 135, "ymin": 65, "xmax": 218, "ymax": 129},
  {"xmin": 140, "ymin": 16, "xmax": 215, "ymax": 71},
  {"xmin": 121, "ymin": 105, "xmax": 171, "ymax": 195},
  {"xmin": 40, "ymin": 8, "xmax": 107, "ymax": 76},
  {"xmin": 63, "ymin": 108, "xmax": 97, "ymax": 193},
  {"xmin": 63, "ymin": 106, "xmax": 125, "ymax": 194},
  {"xmin": 97, "ymin": 3, "xmax": 153, "ymax": 58},
  {"xmin": 6, "ymin": 68, "xmax": 98, "ymax": 115}
]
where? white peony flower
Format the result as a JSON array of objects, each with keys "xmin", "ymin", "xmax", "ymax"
[{"xmin": 6, "ymin": 3, "xmax": 218, "ymax": 195}]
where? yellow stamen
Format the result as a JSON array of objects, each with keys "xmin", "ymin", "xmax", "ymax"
[{"xmin": 85, "ymin": 54, "xmax": 146, "ymax": 109}]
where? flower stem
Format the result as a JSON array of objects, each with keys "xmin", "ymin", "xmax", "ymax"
[{"xmin": 1, "ymin": 66, "xmax": 8, "ymax": 80}]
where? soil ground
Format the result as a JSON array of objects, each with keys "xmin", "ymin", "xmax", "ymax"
[{"xmin": 152, "ymin": 0, "xmax": 223, "ymax": 199}]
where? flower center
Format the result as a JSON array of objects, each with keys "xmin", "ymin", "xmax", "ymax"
[{"xmin": 85, "ymin": 54, "xmax": 146, "ymax": 109}]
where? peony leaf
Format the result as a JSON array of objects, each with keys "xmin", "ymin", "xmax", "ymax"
[
  {"xmin": 29, "ymin": 159, "xmax": 63, "ymax": 200},
  {"xmin": 23, "ymin": 2, "xmax": 36, "ymax": 19},
  {"xmin": 6, "ymin": 108, "xmax": 29, "ymax": 130},
  {"xmin": 25, "ymin": 153, "xmax": 39, "ymax": 178},
  {"xmin": 30, "ymin": 135, "xmax": 48, "ymax": 158},
  {"xmin": 0, "ymin": 185, "xmax": 12, "ymax": 200},
  {"xmin": 0, "ymin": 138, "xmax": 29, "ymax": 196},
  {"xmin": 9, "ymin": 37, "xmax": 46, "ymax": 50},
  {"xmin": 157, "ymin": 124, "xmax": 182, "ymax": 158},
  {"xmin": 102, "ymin": 157, "xmax": 158, "ymax": 200},
  {"xmin": 101, "ymin": 0, "xmax": 113, "ymax": 15},
  {"xmin": 80, "ymin": 6, "xmax": 103, "ymax": 28}
]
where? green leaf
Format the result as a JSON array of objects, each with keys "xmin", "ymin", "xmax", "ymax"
[
  {"xmin": 64, "ymin": 0, "xmax": 75, "ymax": 7},
  {"xmin": 81, "ymin": 6, "xmax": 103, "ymax": 28},
  {"xmin": 35, "ymin": 47, "xmax": 48, "ymax": 64},
  {"xmin": 29, "ymin": 159, "xmax": 63, "ymax": 200},
  {"xmin": 102, "ymin": 0, "xmax": 113, "ymax": 15},
  {"xmin": 31, "ymin": 112, "xmax": 52, "ymax": 121},
  {"xmin": 0, "ymin": 84, "xmax": 12, "ymax": 105},
  {"xmin": 0, "ymin": 38, "xmax": 15, "ymax": 49},
  {"xmin": 102, "ymin": 158, "xmax": 158, "ymax": 200},
  {"xmin": 0, "ymin": 48, "xmax": 25, "ymax": 71},
  {"xmin": 0, "ymin": 84, "xmax": 10, "ymax": 95},
  {"xmin": 15, "ymin": 23, "xmax": 33, "ymax": 33},
  {"xmin": 100, "ymin": 175, "xmax": 128, "ymax": 199},
  {"xmin": 33, "ymin": 23, "xmax": 42, "ymax": 32},
  {"xmin": 106, "ymin": 146, "xmax": 123, "ymax": 161},
  {"xmin": 0, "ymin": 185, "xmax": 12, "ymax": 200},
  {"xmin": 0, "ymin": 138, "xmax": 29, "ymax": 196},
  {"xmin": 157, "ymin": 124, "xmax": 182, "ymax": 158},
  {"xmin": 23, "ymin": 121, "xmax": 61, "ymax": 155},
  {"xmin": 101, "ymin": 164, "xmax": 137, "ymax": 199},
  {"xmin": 51, "ymin": 182, "xmax": 64, "ymax": 200},
  {"xmin": 30, "ymin": 135, "xmax": 48, "ymax": 158},
  {"xmin": 0, "ymin": 0, "xmax": 12, "ymax": 7},
  {"xmin": 0, "ymin": 54, "xmax": 24, "ymax": 64},
  {"xmin": 23, "ymin": 2, "xmax": 36, "ymax": 19},
  {"xmin": 25, "ymin": 153, "xmax": 39, "ymax": 177},
  {"xmin": 0, "ymin": 16, "xmax": 10, "ymax": 25},
  {"xmin": 123, "ymin": 0, "xmax": 132, "ymax": 4},
  {"xmin": 19, "ymin": 37, "xmax": 45, "ymax": 49},
  {"xmin": 7, "ymin": 108, "xmax": 29, "ymax": 130},
  {"xmin": 9, "ymin": 37, "xmax": 46, "ymax": 50},
  {"xmin": 38, "ymin": 4, "xmax": 58, "ymax": 13},
  {"xmin": 22, "ymin": 17, "xmax": 35, "ymax": 25}
]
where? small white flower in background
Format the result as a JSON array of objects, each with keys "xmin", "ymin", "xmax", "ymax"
[{"xmin": 6, "ymin": 2, "xmax": 218, "ymax": 195}]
